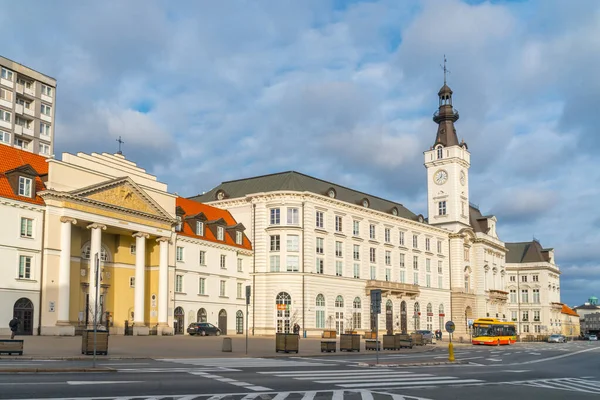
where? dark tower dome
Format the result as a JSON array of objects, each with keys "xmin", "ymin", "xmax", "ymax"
[{"xmin": 432, "ymin": 57, "xmax": 462, "ymax": 148}]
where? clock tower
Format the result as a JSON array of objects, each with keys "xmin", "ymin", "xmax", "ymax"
[{"xmin": 424, "ymin": 78, "xmax": 471, "ymax": 232}]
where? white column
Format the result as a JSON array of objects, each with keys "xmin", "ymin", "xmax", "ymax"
[
  {"xmin": 57, "ymin": 217, "xmax": 77, "ymax": 324},
  {"xmin": 86, "ymin": 223, "xmax": 106, "ymax": 326},
  {"xmin": 133, "ymin": 232, "xmax": 149, "ymax": 325},
  {"xmin": 157, "ymin": 237, "xmax": 170, "ymax": 326}
]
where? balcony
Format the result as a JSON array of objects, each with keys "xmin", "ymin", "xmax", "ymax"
[
  {"xmin": 14, "ymin": 124, "xmax": 34, "ymax": 137},
  {"xmin": 15, "ymin": 104, "xmax": 23, "ymax": 115},
  {"xmin": 365, "ymin": 280, "xmax": 420, "ymax": 299},
  {"xmin": 488, "ymin": 289, "xmax": 509, "ymax": 302}
]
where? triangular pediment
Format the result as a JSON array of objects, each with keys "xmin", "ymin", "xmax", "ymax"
[{"xmin": 69, "ymin": 176, "xmax": 173, "ymax": 220}]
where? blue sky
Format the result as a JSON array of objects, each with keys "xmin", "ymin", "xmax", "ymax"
[{"xmin": 3, "ymin": 0, "xmax": 598, "ymax": 307}]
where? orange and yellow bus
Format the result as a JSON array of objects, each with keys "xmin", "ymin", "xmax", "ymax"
[{"xmin": 471, "ymin": 318, "xmax": 517, "ymax": 345}]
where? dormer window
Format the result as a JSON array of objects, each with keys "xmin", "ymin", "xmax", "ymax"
[
  {"xmin": 236, "ymin": 231, "xmax": 242, "ymax": 245},
  {"xmin": 196, "ymin": 221, "xmax": 204, "ymax": 236},
  {"xmin": 18, "ymin": 176, "xmax": 32, "ymax": 197},
  {"xmin": 175, "ymin": 216, "xmax": 182, "ymax": 232},
  {"xmin": 217, "ymin": 226, "xmax": 225, "ymax": 241},
  {"xmin": 437, "ymin": 146, "xmax": 443, "ymax": 159}
]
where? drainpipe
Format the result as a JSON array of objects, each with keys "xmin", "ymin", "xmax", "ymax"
[
  {"xmin": 301, "ymin": 201, "xmax": 305, "ymax": 337},
  {"xmin": 37, "ymin": 208, "xmax": 47, "ymax": 336},
  {"xmin": 252, "ymin": 202, "xmax": 256, "ymax": 336}
]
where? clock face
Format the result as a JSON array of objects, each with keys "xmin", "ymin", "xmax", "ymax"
[
  {"xmin": 460, "ymin": 171, "xmax": 466, "ymax": 186},
  {"xmin": 434, "ymin": 170, "xmax": 448, "ymax": 185}
]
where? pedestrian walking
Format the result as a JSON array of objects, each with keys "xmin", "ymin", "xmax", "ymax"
[
  {"xmin": 9, "ymin": 316, "xmax": 19, "ymax": 339},
  {"xmin": 293, "ymin": 323, "xmax": 300, "ymax": 335}
]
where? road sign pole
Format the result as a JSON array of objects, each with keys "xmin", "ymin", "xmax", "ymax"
[
  {"xmin": 245, "ymin": 285, "xmax": 251, "ymax": 355},
  {"xmin": 445, "ymin": 320, "xmax": 455, "ymax": 362}
]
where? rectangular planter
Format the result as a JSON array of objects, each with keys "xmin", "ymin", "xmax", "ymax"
[
  {"xmin": 396, "ymin": 333, "xmax": 413, "ymax": 349},
  {"xmin": 276, "ymin": 333, "xmax": 299, "ymax": 353},
  {"xmin": 81, "ymin": 330, "xmax": 109, "ymax": 355},
  {"xmin": 365, "ymin": 339, "xmax": 381, "ymax": 351},
  {"xmin": 382, "ymin": 334, "xmax": 397, "ymax": 350},
  {"xmin": 320, "ymin": 341, "xmax": 336, "ymax": 353},
  {"xmin": 340, "ymin": 334, "xmax": 360, "ymax": 352},
  {"xmin": 0, "ymin": 340, "xmax": 24, "ymax": 355},
  {"xmin": 322, "ymin": 330, "xmax": 337, "ymax": 339},
  {"xmin": 411, "ymin": 333, "xmax": 424, "ymax": 346}
]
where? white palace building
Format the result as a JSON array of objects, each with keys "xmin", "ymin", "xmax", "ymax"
[{"xmin": 192, "ymin": 81, "xmax": 566, "ymax": 339}]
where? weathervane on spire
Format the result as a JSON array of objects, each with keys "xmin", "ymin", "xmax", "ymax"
[
  {"xmin": 116, "ymin": 136, "xmax": 124, "ymax": 155},
  {"xmin": 441, "ymin": 55, "xmax": 450, "ymax": 85}
]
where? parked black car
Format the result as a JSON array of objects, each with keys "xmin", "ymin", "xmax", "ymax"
[{"xmin": 187, "ymin": 322, "xmax": 222, "ymax": 336}]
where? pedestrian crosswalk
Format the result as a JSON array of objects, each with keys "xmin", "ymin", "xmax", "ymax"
[
  {"xmin": 4, "ymin": 389, "xmax": 434, "ymax": 400},
  {"xmin": 507, "ymin": 377, "xmax": 600, "ymax": 394},
  {"xmin": 259, "ymin": 368, "xmax": 484, "ymax": 389},
  {"xmin": 158, "ymin": 357, "xmax": 331, "ymax": 368}
]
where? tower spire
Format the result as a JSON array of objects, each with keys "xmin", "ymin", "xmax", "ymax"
[
  {"xmin": 116, "ymin": 136, "xmax": 125, "ymax": 155},
  {"xmin": 442, "ymin": 54, "xmax": 449, "ymax": 85},
  {"xmin": 432, "ymin": 56, "xmax": 463, "ymax": 148}
]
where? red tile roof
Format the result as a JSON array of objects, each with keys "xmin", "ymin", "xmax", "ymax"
[
  {"xmin": 561, "ymin": 304, "xmax": 579, "ymax": 317},
  {"xmin": 176, "ymin": 197, "xmax": 252, "ymax": 250},
  {"xmin": 0, "ymin": 145, "xmax": 48, "ymax": 205}
]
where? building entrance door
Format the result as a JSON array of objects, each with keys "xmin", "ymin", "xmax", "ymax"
[
  {"xmin": 236, "ymin": 310, "xmax": 243, "ymax": 334},
  {"xmin": 401, "ymin": 301, "xmax": 407, "ymax": 333},
  {"xmin": 218, "ymin": 309, "xmax": 227, "ymax": 334},
  {"xmin": 386, "ymin": 300, "xmax": 393, "ymax": 334},
  {"xmin": 174, "ymin": 307, "xmax": 184, "ymax": 335},
  {"xmin": 13, "ymin": 298, "xmax": 33, "ymax": 335}
]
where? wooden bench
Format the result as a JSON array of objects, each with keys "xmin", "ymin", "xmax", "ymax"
[
  {"xmin": 320, "ymin": 340, "xmax": 336, "ymax": 353},
  {"xmin": 0, "ymin": 340, "xmax": 24, "ymax": 355}
]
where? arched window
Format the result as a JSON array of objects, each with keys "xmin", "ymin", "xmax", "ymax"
[
  {"xmin": 315, "ymin": 294, "xmax": 325, "ymax": 329},
  {"xmin": 414, "ymin": 302, "xmax": 421, "ymax": 330},
  {"xmin": 276, "ymin": 292, "xmax": 292, "ymax": 333},
  {"xmin": 335, "ymin": 295, "xmax": 344, "ymax": 333},
  {"xmin": 236, "ymin": 310, "xmax": 243, "ymax": 334},
  {"xmin": 352, "ymin": 297, "xmax": 362, "ymax": 330},
  {"xmin": 414, "ymin": 302, "xmax": 420, "ymax": 313},
  {"xmin": 197, "ymin": 308, "xmax": 207, "ymax": 323},
  {"xmin": 335, "ymin": 295, "xmax": 344, "ymax": 308},
  {"xmin": 427, "ymin": 303, "xmax": 433, "ymax": 314},
  {"xmin": 439, "ymin": 304, "xmax": 444, "ymax": 314},
  {"xmin": 81, "ymin": 243, "xmax": 110, "ymax": 262},
  {"xmin": 437, "ymin": 146, "xmax": 443, "ymax": 159}
]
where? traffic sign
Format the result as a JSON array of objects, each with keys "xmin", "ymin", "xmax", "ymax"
[
  {"xmin": 245, "ymin": 285, "xmax": 251, "ymax": 305},
  {"xmin": 445, "ymin": 320, "xmax": 455, "ymax": 333},
  {"xmin": 370, "ymin": 289, "xmax": 382, "ymax": 314}
]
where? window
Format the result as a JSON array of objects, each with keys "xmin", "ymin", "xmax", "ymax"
[
  {"xmin": 40, "ymin": 103, "xmax": 52, "ymax": 116},
  {"xmin": 400, "ymin": 270, "xmax": 406, "ymax": 283},
  {"xmin": 199, "ymin": 251, "xmax": 206, "ymax": 265},
  {"xmin": 0, "ymin": 109, "xmax": 11, "ymax": 122},
  {"xmin": 426, "ymin": 258, "xmax": 431, "ymax": 272},
  {"xmin": 522, "ymin": 311, "xmax": 529, "ymax": 322},
  {"xmin": 413, "ymin": 256, "xmax": 418, "ymax": 270},
  {"xmin": 235, "ymin": 231, "xmax": 242, "ymax": 245},
  {"xmin": 369, "ymin": 248, "xmax": 376, "ymax": 263},
  {"xmin": 533, "ymin": 289, "xmax": 540, "ymax": 303},
  {"xmin": 0, "ymin": 129, "xmax": 9, "ymax": 143},
  {"xmin": 18, "ymin": 255, "xmax": 32, "ymax": 279},
  {"xmin": 18, "ymin": 176, "xmax": 32, "ymax": 197},
  {"xmin": 438, "ymin": 201, "xmax": 447, "ymax": 216},
  {"xmin": 385, "ymin": 250, "xmax": 391, "ymax": 266},
  {"xmin": 270, "ymin": 235, "xmax": 280, "ymax": 251},
  {"xmin": 196, "ymin": 221, "xmax": 204, "ymax": 236},
  {"xmin": 352, "ymin": 297, "xmax": 362, "ymax": 329},
  {"xmin": 510, "ymin": 289, "xmax": 516, "ymax": 303},
  {"xmin": 237, "ymin": 258, "xmax": 243, "ymax": 272},
  {"xmin": 533, "ymin": 275, "xmax": 539, "ymax": 282},
  {"xmin": 510, "ymin": 275, "xmax": 516, "ymax": 282},
  {"xmin": 353, "ymin": 263, "xmax": 360, "ymax": 279},
  {"xmin": 39, "ymin": 143, "xmax": 50, "ymax": 155},
  {"xmin": 534, "ymin": 310, "xmax": 540, "ymax": 322},
  {"xmin": 335, "ymin": 215, "xmax": 343, "ymax": 232},
  {"xmin": 175, "ymin": 216, "xmax": 182, "ymax": 232},
  {"xmin": 370, "ymin": 266, "xmax": 376, "ymax": 280},
  {"xmin": 287, "ymin": 235, "xmax": 299, "ymax": 252},
  {"xmin": 270, "ymin": 208, "xmax": 281, "ymax": 225},
  {"xmin": 425, "ymin": 238, "xmax": 431, "ymax": 252},
  {"xmin": 522, "ymin": 324, "xmax": 530, "ymax": 333},
  {"xmin": 40, "ymin": 123, "xmax": 51, "ymax": 137},
  {"xmin": 41, "ymin": 84, "xmax": 52, "ymax": 97},
  {"xmin": 385, "ymin": 268, "xmax": 391, "ymax": 281},
  {"xmin": 511, "ymin": 311, "xmax": 517, "ymax": 321},
  {"xmin": 414, "ymin": 272, "xmax": 419, "ymax": 285},
  {"xmin": 0, "ymin": 87, "xmax": 11, "ymax": 101},
  {"xmin": 286, "ymin": 255, "xmax": 299, "ymax": 272},
  {"xmin": 16, "ymin": 98, "xmax": 31, "ymax": 109},
  {"xmin": 335, "ymin": 241, "xmax": 343, "ymax": 257},
  {"xmin": 399, "ymin": 231, "xmax": 405, "ymax": 246},
  {"xmin": 464, "ymin": 248, "xmax": 470, "ymax": 261},
  {"xmin": 14, "ymin": 138, "xmax": 29, "ymax": 150},
  {"xmin": 353, "ymin": 220, "xmax": 360, "ymax": 236},
  {"xmin": 353, "ymin": 245, "xmax": 360, "ymax": 260},
  {"xmin": 438, "ymin": 275, "xmax": 443, "ymax": 289},
  {"xmin": 129, "ymin": 277, "xmax": 135, "ymax": 288},
  {"xmin": 521, "ymin": 289, "xmax": 529, "ymax": 303},
  {"xmin": 199, "ymin": 278, "xmax": 206, "ymax": 295},
  {"xmin": 316, "ymin": 258, "xmax": 324, "ymax": 274},
  {"xmin": 217, "ymin": 226, "xmax": 225, "ymax": 241},
  {"xmin": 219, "ymin": 280, "xmax": 226, "ymax": 296},
  {"xmin": 437, "ymin": 260, "xmax": 443, "ymax": 274},
  {"xmin": 175, "ymin": 275, "xmax": 183, "ymax": 292},
  {"xmin": 316, "ymin": 294, "xmax": 325, "ymax": 329},
  {"xmin": 130, "ymin": 244, "xmax": 136, "ymax": 254},
  {"xmin": 20, "ymin": 217, "xmax": 33, "ymax": 238},
  {"xmin": 399, "ymin": 253, "xmax": 405, "ymax": 268},
  {"xmin": 336, "ymin": 261, "xmax": 343, "ymax": 276},
  {"xmin": 426, "ymin": 274, "xmax": 431, "ymax": 288},
  {"xmin": 437, "ymin": 146, "xmax": 443, "ymax": 159},
  {"xmin": 315, "ymin": 211, "xmax": 324, "ymax": 228},
  {"xmin": 237, "ymin": 283, "xmax": 243, "ymax": 298},
  {"xmin": 369, "ymin": 224, "xmax": 376, "ymax": 240},
  {"xmin": 384, "ymin": 228, "xmax": 391, "ymax": 243},
  {"xmin": 316, "ymin": 237, "xmax": 324, "ymax": 254},
  {"xmin": 176, "ymin": 246, "xmax": 184, "ymax": 261},
  {"xmin": 287, "ymin": 208, "xmax": 299, "ymax": 225},
  {"xmin": 1, "ymin": 67, "xmax": 13, "ymax": 81},
  {"xmin": 220, "ymin": 254, "xmax": 226, "ymax": 269},
  {"xmin": 412, "ymin": 235, "xmax": 418, "ymax": 248},
  {"xmin": 270, "ymin": 255, "xmax": 280, "ymax": 272},
  {"xmin": 521, "ymin": 275, "xmax": 528, "ymax": 283},
  {"xmin": 437, "ymin": 240, "xmax": 442, "ymax": 254}
]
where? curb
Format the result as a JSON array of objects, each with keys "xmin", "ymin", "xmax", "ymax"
[
  {"xmin": 0, "ymin": 367, "xmax": 116, "ymax": 373},
  {"xmin": 357, "ymin": 360, "xmax": 467, "ymax": 367}
]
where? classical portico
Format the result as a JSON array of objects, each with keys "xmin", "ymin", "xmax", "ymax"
[{"xmin": 39, "ymin": 152, "xmax": 177, "ymax": 336}]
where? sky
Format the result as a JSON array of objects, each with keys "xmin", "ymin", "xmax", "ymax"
[{"xmin": 2, "ymin": 0, "xmax": 598, "ymax": 307}]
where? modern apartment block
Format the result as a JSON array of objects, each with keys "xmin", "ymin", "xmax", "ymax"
[{"xmin": 0, "ymin": 56, "xmax": 56, "ymax": 157}]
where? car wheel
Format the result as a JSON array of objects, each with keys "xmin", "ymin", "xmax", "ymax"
[
  {"xmin": 216, "ymin": 331, "xmax": 221, "ymax": 336},
  {"xmin": 200, "ymin": 331, "xmax": 206, "ymax": 337},
  {"xmin": 189, "ymin": 332, "xmax": 195, "ymax": 336}
]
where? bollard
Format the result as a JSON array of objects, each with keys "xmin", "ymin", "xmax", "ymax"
[
  {"xmin": 448, "ymin": 342, "xmax": 455, "ymax": 362},
  {"xmin": 222, "ymin": 337, "xmax": 232, "ymax": 352}
]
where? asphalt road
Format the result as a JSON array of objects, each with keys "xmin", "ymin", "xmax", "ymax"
[{"xmin": 0, "ymin": 341, "xmax": 599, "ymax": 400}]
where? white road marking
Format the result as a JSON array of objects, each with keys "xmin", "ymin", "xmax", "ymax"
[
  {"xmin": 339, "ymin": 379, "xmax": 483, "ymax": 388},
  {"xmin": 66, "ymin": 381, "xmax": 141, "ymax": 385},
  {"xmin": 486, "ymin": 358, "xmax": 502, "ymax": 362}
]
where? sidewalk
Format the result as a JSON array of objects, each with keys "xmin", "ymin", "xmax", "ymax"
[{"xmin": 0, "ymin": 335, "xmax": 439, "ymax": 360}]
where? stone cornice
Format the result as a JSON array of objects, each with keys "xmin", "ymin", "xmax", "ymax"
[
  {"xmin": 0, "ymin": 199, "xmax": 45, "ymax": 212},
  {"xmin": 175, "ymin": 234, "xmax": 253, "ymax": 256}
]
